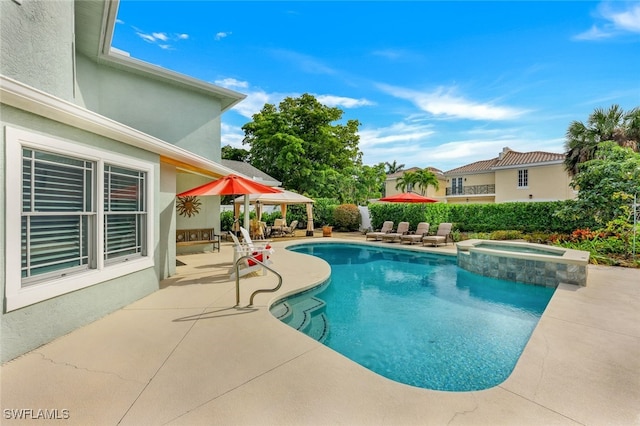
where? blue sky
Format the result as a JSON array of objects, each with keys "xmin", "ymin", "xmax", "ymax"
[{"xmin": 112, "ymin": 1, "xmax": 640, "ymax": 172}]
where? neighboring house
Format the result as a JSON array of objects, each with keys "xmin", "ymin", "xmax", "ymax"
[
  {"xmin": 221, "ymin": 160, "xmax": 281, "ymax": 187},
  {"xmin": 444, "ymin": 147, "xmax": 575, "ymax": 204},
  {"xmin": 1, "ymin": 0, "xmax": 247, "ymax": 361},
  {"xmin": 385, "ymin": 167, "xmax": 447, "ymax": 200}
]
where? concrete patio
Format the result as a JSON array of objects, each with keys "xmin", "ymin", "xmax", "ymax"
[{"xmin": 2, "ymin": 233, "xmax": 639, "ymax": 425}]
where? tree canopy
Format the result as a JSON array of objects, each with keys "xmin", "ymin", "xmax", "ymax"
[
  {"xmin": 241, "ymin": 93, "xmax": 370, "ymax": 200},
  {"xmin": 395, "ymin": 169, "xmax": 440, "ymax": 195},
  {"xmin": 221, "ymin": 145, "xmax": 250, "ymax": 162},
  {"xmin": 564, "ymin": 104, "xmax": 640, "ymax": 176},
  {"xmin": 558, "ymin": 142, "xmax": 640, "ymax": 225},
  {"xmin": 385, "ymin": 160, "xmax": 405, "ymax": 174}
]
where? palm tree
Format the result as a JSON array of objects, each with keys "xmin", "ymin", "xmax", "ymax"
[
  {"xmin": 385, "ymin": 160, "xmax": 405, "ymax": 174},
  {"xmin": 564, "ymin": 105, "xmax": 640, "ymax": 176},
  {"xmin": 395, "ymin": 171, "xmax": 418, "ymax": 193},
  {"xmin": 413, "ymin": 169, "xmax": 440, "ymax": 195}
]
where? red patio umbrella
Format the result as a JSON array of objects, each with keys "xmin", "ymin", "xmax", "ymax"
[
  {"xmin": 177, "ymin": 174, "xmax": 281, "ymax": 232},
  {"xmin": 379, "ymin": 192, "xmax": 438, "ymax": 203},
  {"xmin": 177, "ymin": 174, "xmax": 281, "ymax": 197}
]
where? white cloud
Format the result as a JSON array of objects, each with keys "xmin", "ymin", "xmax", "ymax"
[
  {"xmin": 231, "ymin": 90, "xmax": 290, "ymax": 118},
  {"xmin": 116, "ymin": 19, "xmax": 124, "ymax": 25},
  {"xmin": 315, "ymin": 95, "xmax": 374, "ymax": 108},
  {"xmin": 215, "ymin": 32, "xmax": 231, "ymax": 41},
  {"xmin": 574, "ymin": 2, "xmax": 640, "ymax": 40},
  {"xmin": 136, "ymin": 32, "xmax": 156, "ymax": 43},
  {"xmin": 602, "ymin": 2, "xmax": 640, "ymax": 32},
  {"xmin": 221, "ymin": 123, "xmax": 245, "ymax": 148},
  {"xmin": 215, "ymin": 78, "xmax": 249, "ymax": 89},
  {"xmin": 359, "ymin": 121, "xmax": 435, "ymax": 148},
  {"xmin": 574, "ymin": 25, "xmax": 613, "ymax": 41},
  {"xmin": 371, "ymin": 48, "xmax": 424, "ymax": 62},
  {"xmin": 270, "ymin": 49, "xmax": 337, "ymax": 75},
  {"xmin": 152, "ymin": 32, "xmax": 169, "ymax": 41},
  {"xmin": 221, "ymin": 80, "xmax": 372, "ymax": 118},
  {"xmin": 132, "ymin": 28, "xmax": 190, "ymax": 49},
  {"xmin": 377, "ymin": 84, "xmax": 526, "ymax": 121}
]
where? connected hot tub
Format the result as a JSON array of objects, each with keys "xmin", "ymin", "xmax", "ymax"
[{"xmin": 457, "ymin": 239, "xmax": 590, "ymax": 287}]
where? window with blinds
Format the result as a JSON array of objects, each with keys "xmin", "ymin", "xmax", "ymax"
[
  {"xmin": 21, "ymin": 149, "xmax": 95, "ymax": 285},
  {"xmin": 104, "ymin": 165, "xmax": 147, "ymax": 262},
  {"xmin": 21, "ymin": 150, "xmax": 149, "ymax": 285},
  {"xmin": 7, "ymin": 126, "xmax": 155, "ymax": 310}
]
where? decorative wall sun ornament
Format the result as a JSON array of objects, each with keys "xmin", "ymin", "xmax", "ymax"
[{"xmin": 176, "ymin": 196, "xmax": 202, "ymax": 218}]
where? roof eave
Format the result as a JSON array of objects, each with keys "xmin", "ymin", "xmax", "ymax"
[
  {"xmin": 1, "ymin": 75, "xmax": 242, "ymax": 179},
  {"xmin": 492, "ymin": 160, "xmax": 565, "ymax": 170}
]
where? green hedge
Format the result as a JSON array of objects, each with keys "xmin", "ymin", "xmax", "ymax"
[{"xmin": 368, "ymin": 201, "xmax": 595, "ymax": 233}]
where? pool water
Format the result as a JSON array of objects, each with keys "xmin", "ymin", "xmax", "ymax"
[{"xmin": 274, "ymin": 243, "xmax": 555, "ymax": 392}]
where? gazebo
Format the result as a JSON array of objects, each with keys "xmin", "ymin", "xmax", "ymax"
[{"xmin": 234, "ymin": 189, "xmax": 315, "ymax": 236}]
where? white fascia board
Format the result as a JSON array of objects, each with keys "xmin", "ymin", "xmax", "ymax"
[
  {"xmin": 0, "ymin": 75, "xmax": 240, "ymax": 178},
  {"xmin": 491, "ymin": 160, "xmax": 564, "ymax": 170}
]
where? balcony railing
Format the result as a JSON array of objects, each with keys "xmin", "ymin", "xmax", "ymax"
[{"xmin": 446, "ymin": 184, "xmax": 496, "ymax": 196}]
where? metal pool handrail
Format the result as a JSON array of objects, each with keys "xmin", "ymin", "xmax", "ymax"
[{"xmin": 234, "ymin": 255, "xmax": 283, "ymax": 306}]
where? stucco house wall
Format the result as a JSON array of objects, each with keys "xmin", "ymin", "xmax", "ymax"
[
  {"xmin": 0, "ymin": 105, "xmax": 161, "ymax": 362},
  {"xmin": 0, "ymin": 0, "xmax": 75, "ymax": 102},
  {"xmin": 448, "ymin": 172, "xmax": 496, "ymax": 188},
  {"xmin": 384, "ymin": 168, "xmax": 446, "ymax": 200},
  {"xmin": 443, "ymin": 148, "xmax": 573, "ymax": 204},
  {"xmin": 1, "ymin": 0, "xmax": 244, "ymax": 362},
  {"xmin": 75, "ymin": 54, "xmax": 222, "ymax": 162},
  {"xmin": 495, "ymin": 163, "xmax": 576, "ymax": 203}
]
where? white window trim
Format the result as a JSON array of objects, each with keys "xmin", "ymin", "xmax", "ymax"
[
  {"xmin": 517, "ymin": 169, "xmax": 529, "ymax": 189},
  {"xmin": 5, "ymin": 126, "xmax": 155, "ymax": 311}
]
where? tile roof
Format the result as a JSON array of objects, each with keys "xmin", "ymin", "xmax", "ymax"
[
  {"xmin": 445, "ymin": 158, "xmax": 499, "ymax": 174},
  {"xmin": 444, "ymin": 148, "xmax": 565, "ymax": 174},
  {"xmin": 494, "ymin": 150, "xmax": 565, "ymax": 168}
]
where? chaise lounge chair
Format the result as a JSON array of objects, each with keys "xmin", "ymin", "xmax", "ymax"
[
  {"xmin": 400, "ymin": 222, "xmax": 430, "ymax": 245},
  {"xmin": 422, "ymin": 223, "xmax": 453, "ymax": 247},
  {"xmin": 382, "ymin": 221, "xmax": 410, "ymax": 243},
  {"xmin": 366, "ymin": 221, "xmax": 394, "ymax": 241},
  {"xmin": 281, "ymin": 220, "xmax": 298, "ymax": 237},
  {"xmin": 271, "ymin": 218, "xmax": 286, "ymax": 237}
]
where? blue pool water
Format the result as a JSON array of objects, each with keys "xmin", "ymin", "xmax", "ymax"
[{"xmin": 273, "ymin": 243, "xmax": 555, "ymax": 392}]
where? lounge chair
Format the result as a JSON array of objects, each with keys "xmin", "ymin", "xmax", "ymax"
[
  {"xmin": 382, "ymin": 221, "xmax": 410, "ymax": 243},
  {"xmin": 366, "ymin": 221, "xmax": 394, "ymax": 241},
  {"xmin": 271, "ymin": 218, "xmax": 286, "ymax": 237},
  {"xmin": 422, "ymin": 223, "xmax": 453, "ymax": 247},
  {"xmin": 400, "ymin": 222, "xmax": 430, "ymax": 245},
  {"xmin": 230, "ymin": 229, "xmax": 274, "ymax": 279},
  {"xmin": 281, "ymin": 220, "xmax": 298, "ymax": 237}
]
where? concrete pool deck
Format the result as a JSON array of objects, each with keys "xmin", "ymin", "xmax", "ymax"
[{"xmin": 2, "ymin": 233, "xmax": 639, "ymax": 425}]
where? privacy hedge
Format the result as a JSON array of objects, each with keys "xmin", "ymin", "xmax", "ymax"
[{"xmin": 368, "ymin": 200, "xmax": 595, "ymax": 234}]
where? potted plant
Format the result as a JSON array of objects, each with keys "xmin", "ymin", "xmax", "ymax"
[{"xmin": 322, "ymin": 224, "xmax": 333, "ymax": 237}]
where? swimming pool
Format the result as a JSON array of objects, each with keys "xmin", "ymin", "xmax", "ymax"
[{"xmin": 272, "ymin": 242, "xmax": 555, "ymax": 392}]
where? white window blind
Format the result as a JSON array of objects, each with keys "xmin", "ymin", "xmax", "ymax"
[
  {"xmin": 104, "ymin": 165, "xmax": 147, "ymax": 262},
  {"xmin": 21, "ymin": 149, "xmax": 95, "ymax": 285}
]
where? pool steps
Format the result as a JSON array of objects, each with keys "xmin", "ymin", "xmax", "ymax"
[{"xmin": 271, "ymin": 297, "xmax": 329, "ymax": 343}]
